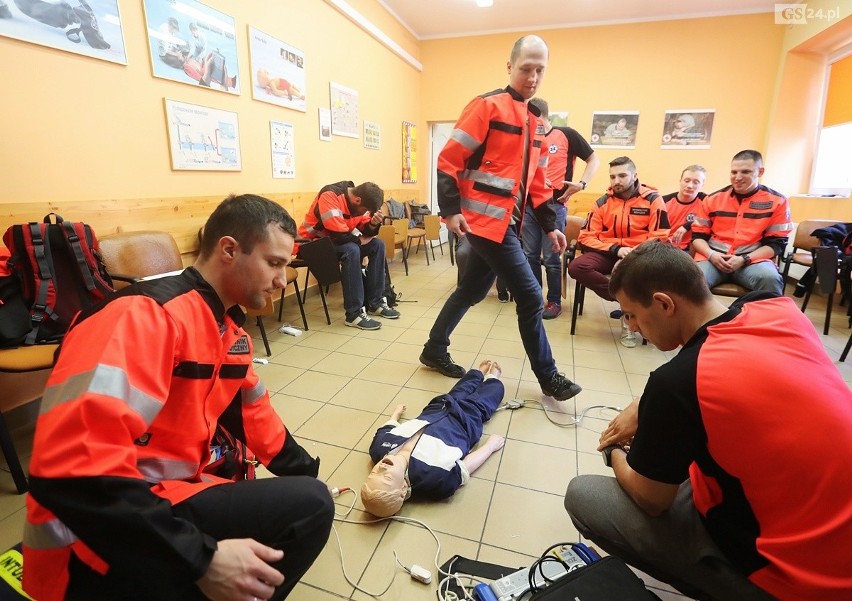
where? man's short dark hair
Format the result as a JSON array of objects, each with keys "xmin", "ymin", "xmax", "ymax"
[
  {"xmin": 352, "ymin": 182, "xmax": 384, "ymax": 213},
  {"xmin": 732, "ymin": 149, "xmax": 763, "ymax": 167},
  {"xmin": 609, "ymin": 240, "xmax": 712, "ymax": 306},
  {"xmin": 609, "ymin": 156, "xmax": 636, "ymax": 171},
  {"xmin": 529, "ymin": 97, "xmax": 549, "ymax": 119},
  {"xmin": 199, "ymin": 194, "xmax": 296, "ymax": 259}
]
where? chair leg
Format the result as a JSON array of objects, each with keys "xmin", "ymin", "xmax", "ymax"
[
  {"xmin": 571, "ymin": 281, "xmax": 584, "ymax": 335},
  {"xmin": 292, "ymin": 280, "xmax": 309, "ymax": 331},
  {"xmin": 0, "ymin": 412, "xmax": 30, "ymax": 494},
  {"xmin": 318, "ymin": 284, "xmax": 331, "ymax": 325},
  {"xmin": 256, "ymin": 316, "xmax": 271, "ymax": 356},
  {"xmin": 402, "ymin": 246, "xmax": 409, "ymax": 276},
  {"xmin": 841, "ymin": 331, "xmax": 852, "ymax": 362},
  {"xmin": 277, "ymin": 288, "xmax": 285, "ymax": 322},
  {"xmin": 801, "ymin": 279, "xmax": 815, "ymax": 311},
  {"xmin": 824, "ymin": 292, "xmax": 834, "ymax": 335},
  {"xmin": 301, "ymin": 270, "xmax": 311, "ymax": 304},
  {"xmin": 424, "ymin": 239, "xmax": 430, "ymax": 265}
]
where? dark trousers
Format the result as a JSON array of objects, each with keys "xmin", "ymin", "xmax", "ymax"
[
  {"xmin": 66, "ymin": 476, "xmax": 333, "ymax": 601},
  {"xmin": 337, "ymin": 237, "xmax": 386, "ymax": 320},
  {"xmin": 425, "ymin": 226, "xmax": 557, "ymax": 384}
]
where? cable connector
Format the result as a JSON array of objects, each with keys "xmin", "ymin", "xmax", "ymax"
[
  {"xmin": 505, "ymin": 399, "xmax": 525, "ymax": 410},
  {"xmin": 409, "ymin": 564, "xmax": 432, "ymax": 584},
  {"xmin": 331, "ymin": 487, "xmax": 351, "ymax": 498}
]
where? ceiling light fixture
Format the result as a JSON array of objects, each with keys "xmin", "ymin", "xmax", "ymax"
[{"xmin": 475, "ymin": 0, "xmax": 493, "ymax": 7}]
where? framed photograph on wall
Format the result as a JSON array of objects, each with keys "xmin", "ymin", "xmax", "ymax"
[
  {"xmin": 661, "ymin": 109, "xmax": 715, "ymax": 148},
  {"xmin": 164, "ymin": 99, "xmax": 241, "ymax": 171},
  {"xmin": 363, "ymin": 120, "xmax": 381, "ymax": 150},
  {"xmin": 329, "ymin": 82, "xmax": 358, "ymax": 138},
  {"xmin": 249, "ymin": 26, "xmax": 306, "ymax": 112},
  {"xmin": 590, "ymin": 111, "xmax": 639, "ymax": 148},
  {"xmin": 402, "ymin": 121, "xmax": 417, "ymax": 183},
  {"xmin": 318, "ymin": 107, "xmax": 332, "ymax": 141},
  {"xmin": 0, "ymin": 0, "xmax": 127, "ymax": 64},
  {"xmin": 143, "ymin": 0, "xmax": 240, "ymax": 94},
  {"xmin": 270, "ymin": 121, "xmax": 295, "ymax": 178}
]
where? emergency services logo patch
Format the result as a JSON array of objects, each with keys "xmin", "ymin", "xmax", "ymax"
[
  {"xmin": 548, "ymin": 144, "xmax": 558, "ymax": 154},
  {"xmin": 228, "ymin": 335, "xmax": 251, "ymax": 355},
  {"xmin": 536, "ymin": 124, "xmax": 546, "ymax": 136},
  {"xmin": 749, "ymin": 201, "xmax": 773, "ymax": 210},
  {"xmin": 630, "ymin": 207, "xmax": 651, "ymax": 216}
]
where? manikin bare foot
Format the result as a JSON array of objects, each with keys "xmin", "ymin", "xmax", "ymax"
[
  {"xmin": 390, "ymin": 403, "xmax": 406, "ymax": 422},
  {"xmin": 479, "ymin": 359, "xmax": 502, "ymax": 379},
  {"xmin": 483, "ymin": 433, "xmax": 506, "ymax": 451}
]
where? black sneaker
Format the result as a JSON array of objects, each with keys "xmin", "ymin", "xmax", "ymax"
[
  {"xmin": 541, "ymin": 372, "xmax": 582, "ymax": 401},
  {"xmin": 497, "ymin": 288, "xmax": 510, "ymax": 303},
  {"xmin": 419, "ymin": 351, "xmax": 466, "ymax": 378}
]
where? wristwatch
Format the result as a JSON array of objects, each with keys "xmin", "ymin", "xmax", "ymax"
[
  {"xmin": 579, "ymin": 180, "xmax": 587, "ymax": 190},
  {"xmin": 601, "ymin": 444, "xmax": 625, "ymax": 468},
  {"xmin": 741, "ymin": 254, "xmax": 752, "ymax": 266}
]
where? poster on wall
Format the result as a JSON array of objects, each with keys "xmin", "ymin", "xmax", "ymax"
[
  {"xmin": 318, "ymin": 107, "xmax": 332, "ymax": 141},
  {"xmin": 589, "ymin": 111, "xmax": 639, "ymax": 148},
  {"xmin": 164, "ymin": 99, "xmax": 241, "ymax": 171},
  {"xmin": 402, "ymin": 121, "xmax": 417, "ymax": 183},
  {"xmin": 363, "ymin": 120, "xmax": 381, "ymax": 150},
  {"xmin": 661, "ymin": 109, "xmax": 715, "ymax": 148},
  {"xmin": 329, "ymin": 82, "xmax": 358, "ymax": 138},
  {"xmin": 249, "ymin": 26, "xmax": 306, "ymax": 112},
  {"xmin": 270, "ymin": 121, "xmax": 295, "ymax": 178},
  {"xmin": 0, "ymin": 0, "xmax": 127, "ymax": 64},
  {"xmin": 143, "ymin": 0, "xmax": 240, "ymax": 94}
]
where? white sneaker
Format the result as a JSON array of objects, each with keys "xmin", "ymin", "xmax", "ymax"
[
  {"xmin": 620, "ymin": 316, "xmax": 638, "ymax": 348},
  {"xmin": 345, "ymin": 311, "xmax": 382, "ymax": 330}
]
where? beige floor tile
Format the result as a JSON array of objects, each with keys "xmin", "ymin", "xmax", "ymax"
[
  {"xmin": 256, "ymin": 364, "xmax": 305, "ymax": 393},
  {"xmin": 351, "ymin": 521, "xmax": 479, "ymax": 601},
  {"xmin": 400, "ymin": 476, "xmax": 494, "ymax": 541},
  {"xmin": 310, "ymin": 351, "xmax": 374, "ymax": 378},
  {"xmin": 377, "ymin": 341, "xmax": 426, "ymax": 364},
  {"xmin": 482, "ymin": 338, "xmax": 527, "ymax": 359},
  {"xmin": 497, "ymin": 439, "xmax": 577, "ymax": 495},
  {"xmin": 476, "ymin": 543, "xmax": 536, "ymax": 570},
  {"xmin": 482, "ymin": 483, "xmax": 578, "ymax": 557},
  {"xmin": 506, "ymin": 405, "xmax": 578, "ymax": 449},
  {"xmin": 335, "ymin": 336, "xmax": 392, "ymax": 359},
  {"xmin": 330, "ymin": 379, "xmax": 400, "ymax": 413},
  {"xmin": 0, "ymin": 507, "xmax": 25, "ymax": 551},
  {"xmin": 357, "ymin": 358, "xmax": 419, "ymax": 386},
  {"xmin": 573, "ymin": 365, "xmax": 633, "ymax": 395},
  {"xmin": 272, "ymin": 345, "xmax": 331, "ymax": 369},
  {"xmin": 406, "ymin": 367, "xmax": 467, "ymax": 394},
  {"xmin": 269, "ymin": 394, "xmax": 324, "ymax": 432},
  {"xmin": 573, "ymin": 347, "xmax": 622, "ymax": 370},
  {"xmin": 285, "ymin": 371, "xmax": 351, "ymax": 402},
  {"xmin": 300, "ymin": 509, "xmax": 387, "ymax": 598},
  {"xmin": 296, "ymin": 404, "xmax": 379, "ymax": 448},
  {"xmin": 285, "ymin": 582, "xmax": 351, "ymax": 600},
  {"xmin": 296, "ymin": 331, "xmax": 352, "ymax": 351}
]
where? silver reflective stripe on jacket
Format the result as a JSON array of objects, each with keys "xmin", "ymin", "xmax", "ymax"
[
  {"xmin": 137, "ymin": 457, "xmax": 200, "ymax": 483},
  {"xmin": 460, "ymin": 197, "xmax": 507, "ymax": 221},
  {"xmin": 450, "ymin": 128, "xmax": 480, "ymax": 152},
  {"xmin": 41, "ymin": 363, "xmax": 163, "ymax": 426},
  {"xmin": 23, "ymin": 518, "xmax": 78, "ymax": 550},
  {"xmin": 459, "ymin": 169, "xmax": 515, "ymax": 194}
]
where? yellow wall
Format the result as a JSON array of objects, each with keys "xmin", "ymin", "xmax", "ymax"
[
  {"xmin": 824, "ymin": 53, "xmax": 852, "ymax": 126},
  {"xmin": 421, "ymin": 14, "xmax": 786, "ymax": 196},
  {"xmin": 0, "ymin": 0, "xmax": 422, "ymax": 204},
  {"xmin": 3, "ymin": 3, "xmax": 850, "ymax": 220}
]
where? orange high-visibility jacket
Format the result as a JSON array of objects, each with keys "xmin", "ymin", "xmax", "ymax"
[
  {"xmin": 299, "ymin": 180, "xmax": 379, "ymax": 245},
  {"xmin": 578, "ymin": 184, "xmax": 670, "ymax": 254},
  {"xmin": 437, "ymin": 86, "xmax": 554, "ymax": 243},
  {"xmin": 23, "ymin": 268, "xmax": 318, "ymax": 601},
  {"xmin": 691, "ymin": 185, "xmax": 792, "ymax": 262}
]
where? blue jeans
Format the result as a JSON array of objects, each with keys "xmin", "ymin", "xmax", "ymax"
[
  {"xmin": 522, "ymin": 201, "xmax": 566, "ymax": 304},
  {"xmin": 336, "ymin": 237, "xmax": 385, "ymax": 320},
  {"xmin": 697, "ymin": 259, "xmax": 783, "ymax": 295},
  {"xmin": 424, "ymin": 225, "xmax": 558, "ymax": 384}
]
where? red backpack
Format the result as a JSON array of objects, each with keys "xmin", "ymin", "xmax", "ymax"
[{"xmin": 0, "ymin": 213, "xmax": 113, "ymax": 347}]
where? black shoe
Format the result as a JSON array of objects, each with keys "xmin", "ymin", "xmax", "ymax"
[
  {"xmin": 793, "ymin": 285, "xmax": 807, "ymax": 298},
  {"xmin": 497, "ymin": 288, "xmax": 510, "ymax": 303},
  {"xmin": 609, "ymin": 309, "xmax": 623, "ymax": 319},
  {"xmin": 419, "ymin": 351, "xmax": 466, "ymax": 378},
  {"xmin": 541, "ymin": 373, "xmax": 582, "ymax": 401}
]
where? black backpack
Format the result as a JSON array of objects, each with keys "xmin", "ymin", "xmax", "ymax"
[{"xmin": 0, "ymin": 213, "xmax": 113, "ymax": 347}]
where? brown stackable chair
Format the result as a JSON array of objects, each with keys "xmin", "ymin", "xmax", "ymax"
[{"xmin": 423, "ymin": 214, "xmax": 443, "ymax": 261}]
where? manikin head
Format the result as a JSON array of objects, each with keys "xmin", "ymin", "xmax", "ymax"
[{"xmin": 360, "ymin": 452, "xmax": 410, "ymax": 517}]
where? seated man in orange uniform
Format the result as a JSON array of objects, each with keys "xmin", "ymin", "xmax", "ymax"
[
  {"xmin": 299, "ymin": 180, "xmax": 399, "ymax": 330},
  {"xmin": 566, "ymin": 156, "xmax": 669, "ymax": 347}
]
